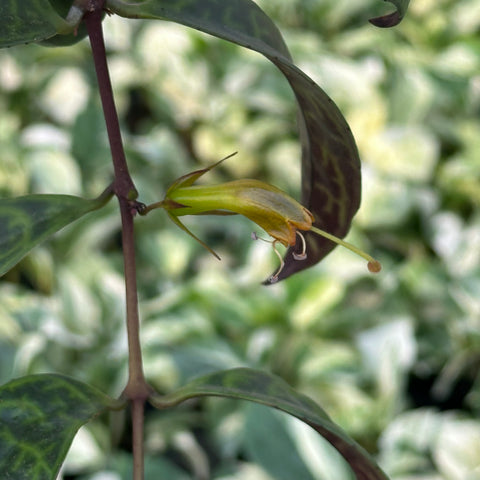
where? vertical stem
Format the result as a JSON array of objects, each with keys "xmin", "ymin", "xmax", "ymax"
[
  {"xmin": 84, "ymin": 4, "xmax": 137, "ymax": 200},
  {"xmin": 84, "ymin": 4, "xmax": 150, "ymax": 479},
  {"xmin": 131, "ymin": 399, "xmax": 146, "ymax": 480},
  {"xmin": 118, "ymin": 199, "xmax": 148, "ymax": 392}
]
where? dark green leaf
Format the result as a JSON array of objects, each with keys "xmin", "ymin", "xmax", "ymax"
[
  {"xmin": 36, "ymin": 25, "xmax": 89, "ymax": 47},
  {"xmin": 369, "ymin": 0, "xmax": 411, "ymax": 27},
  {"xmin": 0, "ymin": 190, "xmax": 112, "ymax": 276},
  {"xmin": 0, "ymin": 0, "xmax": 77, "ymax": 48},
  {"xmin": 151, "ymin": 368, "xmax": 389, "ymax": 480},
  {"xmin": 107, "ymin": 0, "xmax": 362, "ymax": 283},
  {"xmin": 0, "ymin": 374, "xmax": 123, "ymax": 480}
]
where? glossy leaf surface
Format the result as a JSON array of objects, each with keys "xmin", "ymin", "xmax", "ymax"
[
  {"xmin": 0, "ymin": 374, "xmax": 122, "ymax": 480},
  {"xmin": 369, "ymin": 0, "xmax": 411, "ymax": 27},
  {"xmin": 107, "ymin": 0, "xmax": 362, "ymax": 283},
  {"xmin": 0, "ymin": 0, "xmax": 72, "ymax": 47},
  {"xmin": 151, "ymin": 368, "xmax": 389, "ymax": 480},
  {"xmin": 0, "ymin": 191, "xmax": 111, "ymax": 276}
]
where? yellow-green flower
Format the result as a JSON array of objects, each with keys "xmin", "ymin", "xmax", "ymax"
[
  {"xmin": 141, "ymin": 154, "xmax": 381, "ymax": 278},
  {"xmin": 167, "ymin": 179, "xmax": 313, "ymax": 246}
]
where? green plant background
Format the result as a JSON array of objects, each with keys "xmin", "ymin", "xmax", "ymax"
[{"xmin": 1, "ymin": 0, "xmax": 479, "ymax": 478}]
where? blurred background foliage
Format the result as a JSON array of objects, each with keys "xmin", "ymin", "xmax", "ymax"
[{"xmin": 1, "ymin": 0, "xmax": 480, "ymax": 478}]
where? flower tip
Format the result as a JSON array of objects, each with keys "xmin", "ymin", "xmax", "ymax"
[{"xmin": 367, "ymin": 260, "xmax": 382, "ymax": 273}]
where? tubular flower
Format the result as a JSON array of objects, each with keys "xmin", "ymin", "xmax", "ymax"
[{"xmin": 141, "ymin": 154, "xmax": 381, "ymax": 280}]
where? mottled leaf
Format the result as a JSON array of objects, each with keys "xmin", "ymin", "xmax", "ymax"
[
  {"xmin": 106, "ymin": 0, "xmax": 362, "ymax": 283},
  {"xmin": 0, "ymin": 190, "xmax": 112, "ymax": 277},
  {"xmin": 0, "ymin": 374, "xmax": 123, "ymax": 480},
  {"xmin": 151, "ymin": 368, "xmax": 389, "ymax": 480},
  {"xmin": 0, "ymin": 0, "xmax": 77, "ymax": 47},
  {"xmin": 369, "ymin": 0, "xmax": 411, "ymax": 27}
]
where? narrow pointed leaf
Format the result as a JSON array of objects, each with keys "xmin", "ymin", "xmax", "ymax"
[
  {"xmin": 369, "ymin": 0, "xmax": 411, "ymax": 27},
  {"xmin": 151, "ymin": 368, "xmax": 389, "ymax": 480},
  {"xmin": 0, "ymin": 0, "xmax": 76, "ymax": 48},
  {"xmin": 0, "ymin": 190, "xmax": 112, "ymax": 276},
  {"xmin": 0, "ymin": 374, "xmax": 123, "ymax": 480},
  {"xmin": 106, "ymin": 0, "xmax": 362, "ymax": 282}
]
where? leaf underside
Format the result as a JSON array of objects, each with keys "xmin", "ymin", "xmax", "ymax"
[
  {"xmin": 0, "ymin": 0, "xmax": 67, "ymax": 47},
  {"xmin": 151, "ymin": 367, "xmax": 389, "ymax": 480},
  {"xmin": 0, "ymin": 191, "xmax": 111, "ymax": 277},
  {"xmin": 369, "ymin": 0, "xmax": 411, "ymax": 27},
  {"xmin": 107, "ymin": 0, "xmax": 362, "ymax": 283},
  {"xmin": 0, "ymin": 374, "xmax": 121, "ymax": 480}
]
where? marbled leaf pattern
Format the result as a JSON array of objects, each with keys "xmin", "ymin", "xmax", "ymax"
[
  {"xmin": 0, "ymin": 192, "xmax": 111, "ymax": 277},
  {"xmin": 0, "ymin": 0, "xmax": 70, "ymax": 47},
  {"xmin": 108, "ymin": 0, "xmax": 362, "ymax": 282},
  {"xmin": 0, "ymin": 374, "xmax": 122, "ymax": 480}
]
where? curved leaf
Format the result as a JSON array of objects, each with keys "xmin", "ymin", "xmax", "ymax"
[
  {"xmin": 0, "ymin": 0, "xmax": 76, "ymax": 48},
  {"xmin": 150, "ymin": 368, "xmax": 389, "ymax": 480},
  {"xmin": 0, "ymin": 374, "xmax": 123, "ymax": 480},
  {"xmin": 369, "ymin": 0, "xmax": 411, "ymax": 28},
  {"xmin": 106, "ymin": 0, "xmax": 362, "ymax": 283},
  {"xmin": 38, "ymin": 0, "xmax": 104, "ymax": 47},
  {"xmin": 0, "ymin": 190, "xmax": 112, "ymax": 277},
  {"xmin": 37, "ymin": 23, "xmax": 90, "ymax": 47}
]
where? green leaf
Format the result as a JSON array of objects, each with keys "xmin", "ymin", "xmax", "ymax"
[
  {"xmin": 244, "ymin": 404, "xmax": 317, "ymax": 480},
  {"xmin": 36, "ymin": 24, "xmax": 89, "ymax": 47},
  {"xmin": 0, "ymin": 0, "xmax": 78, "ymax": 48},
  {"xmin": 0, "ymin": 374, "xmax": 123, "ymax": 480},
  {"xmin": 151, "ymin": 368, "xmax": 390, "ymax": 480},
  {"xmin": 369, "ymin": 0, "xmax": 411, "ymax": 27},
  {"xmin": 0, "ymin": 190, "xmax": 112, "ymax": 277},
  {"xmin": 107, "ymin": 0, "xmax": 362, "ymax": 283},
  {"xmin": 38, "ymin": 0, "xmax": 106, "ymax": 47}
]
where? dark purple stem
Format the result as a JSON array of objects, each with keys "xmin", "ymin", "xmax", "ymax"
[
  {"xmin": 84, "ymin": 4, "xmax": 150, "ymax": 479},
  {"xmin": 84, "ymin": 4, "xmax": 137, "ymax": 199}
]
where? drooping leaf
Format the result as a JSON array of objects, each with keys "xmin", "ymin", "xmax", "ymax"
[
  {"xmin": 106, "ymin": 0, "xmax": 362, "ymax": 283},
  {"xmin": 0, "ymin": 190, "xmax": 112, "ymax": 276},
  {"xmin": 151, "ymin": 368, "xmax": 389, "ymax": 480},
  {"xmin": 369, "ymin": 0, "xmax": 411, "ymax": 27},
  {"xmin": 0, "ymin": 374, "xmax": 123, "ymax": 480},
  {"xmin": 0, "ymin": 0, "xmax": 78, "ymax": 48}
]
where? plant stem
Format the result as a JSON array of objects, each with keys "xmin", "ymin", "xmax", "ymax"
[
  {"xmin": 84, "ymin": 3, "xmax": 137, "ymax": 200},
  {"xmin": 84, "ymin": 4, "xmax": 150, "ymax": 479},
  {"xmin": 118, "ymin": 199, "xmax": 149, "ymax": 395},
  {"xmin": 131, "ymin": 398, "xmax": 146, "ymax": 480}
]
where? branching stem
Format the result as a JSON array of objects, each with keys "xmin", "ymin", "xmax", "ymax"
[{"xmin": 84, "ymin": 3, "xmax": 150, "ymax": 479}]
